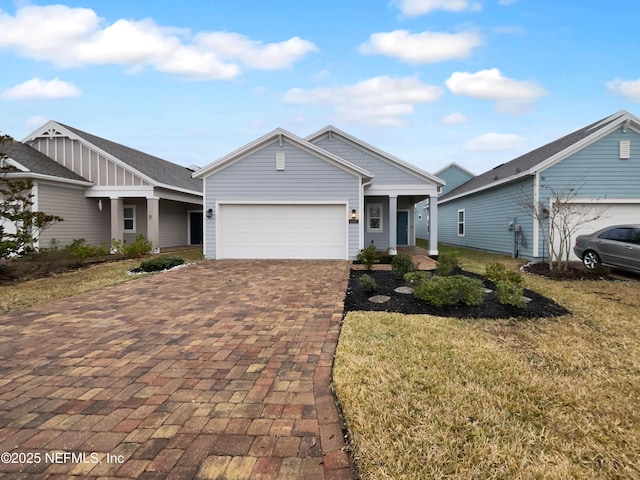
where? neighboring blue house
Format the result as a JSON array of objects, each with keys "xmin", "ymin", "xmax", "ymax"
[
  {"xmin": 438, "ymin": 110, "xmax": 640, "ymax": 261},
  {"xmin": 415, "ymin": 162, "xmax": 475, "ymax": 241},
  {"xmin": 192, "ymin": 126, "xmax": 444, "ymax": 260}
]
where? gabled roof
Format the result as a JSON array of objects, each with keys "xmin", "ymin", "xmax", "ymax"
[
  {"xmin": 1, "ymin": 140, "xmax": 91, "ymax": 185},
  {"xmin": 434, "ymin": 162, "xmax": 475, "ymax": 178},
  {"xmin": 192, "ymin": 127, "xmax": 373, "ymax": 180},
  {"xmin": 306, "ymin": 125, "xmax": 445, "ymax": 187},
  {"xmin": 441, "ymin": 110, "xmax": 638, "ymax": 202},
  {"xmin": 24, "ymin": 121, "xmax": 202, "ymax": 195}
]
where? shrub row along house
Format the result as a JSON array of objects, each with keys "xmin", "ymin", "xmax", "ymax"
[{"xmin": 1, "ymin": 121, "xmax": 203, "ymax": 252}]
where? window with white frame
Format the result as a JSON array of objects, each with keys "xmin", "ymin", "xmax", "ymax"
[
  {"xmin": 368, "ymin": 203, "xmax": 383, "ymax": 232},
  {"xmin": 124, "ymin": 205, "xmax": 136, "ymax": 232},
  {"xmin": 457, "ymin": 209, "xmax": 465, "ymax": 236}
]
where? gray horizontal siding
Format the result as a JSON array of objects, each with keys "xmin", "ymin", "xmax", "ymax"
[
  {"xmin": 205, "ymin": 139, "xmax": 361, "ymax": 259},
  {"xmin": 159, "ymin": 199, "xmax": 191, "ymax": 248},
  {"xmin": 312, "ymin": 135, "xmax": 427, "ymax": 185},
  {"xmin": 541, "ymin": 126, "xmax": 640, "ymax": 199},
  {"xmin": 37, "ymin": 182, "xmax": 111, "ymax": 247},
  {"xmin": 439, "ymin": 177, "xmax": 535, "ymax": 258}
]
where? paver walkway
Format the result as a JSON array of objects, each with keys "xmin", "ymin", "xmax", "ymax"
[{"xmin": 0, "ymin": 260, "xmax": 354, "ymax": 479}]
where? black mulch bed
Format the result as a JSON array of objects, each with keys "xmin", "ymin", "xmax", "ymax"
[
  {"xmin": 344, "ymin": 269, "xmax": 570, "ymax": 319},
  {"xmin": 521, "ymin": 262, "xmax": 613, "ymax": 280}
]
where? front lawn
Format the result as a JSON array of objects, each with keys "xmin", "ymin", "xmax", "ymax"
[{"xmin": 333, "ymin": 246, "xmax": 640, "ymax": 479}]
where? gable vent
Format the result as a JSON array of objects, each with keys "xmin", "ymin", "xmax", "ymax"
[
  {"xmin": 620, "ymin": 140, "xmax": 630, "ymax": 159},
  {"xmin": 276, "ymin": 152, "xmax": 285, "ymax": 170}
]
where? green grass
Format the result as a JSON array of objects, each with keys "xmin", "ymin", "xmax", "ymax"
[
  {"xmin": 0, "ymin": 248, "xmax": 203, "ymax": 314},
  {"xmin": 333, "ymin": 246, "xmax": 640, "ymax": 479}
]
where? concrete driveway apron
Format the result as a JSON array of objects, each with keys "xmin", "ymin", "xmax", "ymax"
[{"xmin": 0, "ymin": 259, "xmax": 355, "ymax": 480}]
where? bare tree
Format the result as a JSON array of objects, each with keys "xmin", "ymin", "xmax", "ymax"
[{"xmin": 519, "ymin": 178, "xmax": 607, "ymax": 271}]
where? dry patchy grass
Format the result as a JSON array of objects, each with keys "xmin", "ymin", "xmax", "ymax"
[
  {"xmin": 334, "ymin": 247, "xmax": 640, "ymax": 479},
  {"xmin": 0, "ymin": 248, "xmax": 203, "ymax": 314}
]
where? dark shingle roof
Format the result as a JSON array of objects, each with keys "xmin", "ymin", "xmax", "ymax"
[
  {"xmin": 441, "ymin": 111, "xmax": 627, "ymax": 201},
  {"xmin": 57, "ymin": 123, "xmax": 202, "ymax": 193},
  {"xmin": 1, "ymin": 140, "xmax": 88, "ymax": 182}
]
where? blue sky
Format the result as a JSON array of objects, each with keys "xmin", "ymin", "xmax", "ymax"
[{"xmin": 1, "ymin": 0, "xmax": 640, "ymax": 176}]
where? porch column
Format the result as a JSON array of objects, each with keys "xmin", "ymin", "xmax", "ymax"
[
  {"xmin": 389, "ymin": 195, "xmax": 398, "ymax": 255},
  {"xmin": 147, "ymin": 197, "xmax": 160, "ymax": 252},
  {"xmin": 428, "ymin": 195, "xmax": 439, "ymax": 256},
  {"xmin": 110, "ymin": 197, "xmax": 123, "ymax": 246}
]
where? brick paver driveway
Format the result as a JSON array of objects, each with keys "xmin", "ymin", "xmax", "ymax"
[{"xmin": 0, "ymin": 260, "xmax": 354, "ymax": 479}]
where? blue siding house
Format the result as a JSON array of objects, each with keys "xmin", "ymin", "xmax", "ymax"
[
  {"xmin": 193, "ymin": 126, "xmax": 444, "ymax": 260},
  {"xmin": 415, "ymin": 162, "xmax": 475, "ymax": 241},
  {"xmin": 438, "ymin": 110, "xmax": 640, "ymax": 261}
]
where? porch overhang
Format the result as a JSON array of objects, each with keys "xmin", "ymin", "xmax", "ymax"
[{"xmin": 364, "ymin": 183, "xmax": 440, "ymax": 200}]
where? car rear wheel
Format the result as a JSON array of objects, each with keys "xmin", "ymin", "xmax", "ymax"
[{"xmin": 582, "ymin": 250, "xmax": 601, "ymax": 270}]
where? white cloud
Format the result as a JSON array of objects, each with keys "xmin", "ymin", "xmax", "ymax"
[
  {"xmin": 464, "ymin": 133, "xmax": 526, "ymax": 151},
  {"xmin": 392, "ymin": 0, "xmax": 482, "ymax": 16},
  {"xmin": 442, "ymin": 112, "xmax": 468, "ymax": 124},
  {"xmin": 446, "ymin": 68, "xmax": 547, "ymax": 114},
  {"xmin": 359, "ymin": 29, "xmax": 481, "ymax": 64},
  {"xmin": 283, "ymin": 76, "xmax": 443, "ymax": 126},
  {"xmin": 0, "ymin": 5, "xmax": 317, "ymax": 80},
  {"xmin": 606, "ymin": 78, "xmax": 640, "ymax": 102},
  {"xmin": 1, "ymin": 78, "xmax": 81, "ymax": 100}
]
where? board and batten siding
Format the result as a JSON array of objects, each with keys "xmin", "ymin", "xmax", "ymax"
[
  {"xmin": 535, "ymin": 126, "xmax": 640, "ymax": 259},
  {"xmin": 37, "ymin": 182, "xmax": 111, "ymax": 247},
  {"xmin": 29, "ymin": 137, "xmax": 149, "ymax": 187},
  {"xmin": 204, "ymin": 139, "xmax": 361, "ymax": 259},
  {"xmin": 439, "ymin": 177, "xmax": 535, "ymax": 258},
  {"xmin": 312, "ymin": 135, "xmax": 428, "ymax": 185}
]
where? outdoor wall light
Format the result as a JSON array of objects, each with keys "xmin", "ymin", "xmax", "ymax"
[
  {"xmin": 349, "ymin": 209, "xmax": 358, "ymax": 224},
  {"xmin": 206, "ymin": 208, "xmax": 213, "ymax": 219}
]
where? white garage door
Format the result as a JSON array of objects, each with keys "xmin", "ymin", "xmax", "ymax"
[
  {"xmin": 554, "ymin": 202, "xmax": 640, "ymax": 260},
  {"xmin": 218, "ymin": 203, "xmax": 347, "ymax": 259}
]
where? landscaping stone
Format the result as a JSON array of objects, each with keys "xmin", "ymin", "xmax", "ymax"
[
  {"xmin": 368, "ymin": 295, "xmax": 391, "ymax": 304},
  {"xmin": 394, "ymin": 286, "xmax": 414, "ymax": 294}
]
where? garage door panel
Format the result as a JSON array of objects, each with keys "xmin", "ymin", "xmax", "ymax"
[
  {"xmin": 219, "ymin": 204, "xmax": 347, "ymax": 259},
  {"xmin": 552, "ymin": 203, "xmax": 640, "ymax": 260}
]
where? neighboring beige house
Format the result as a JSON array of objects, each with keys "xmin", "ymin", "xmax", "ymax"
[{"xmin": 3, "ymin": 121, "xmax": 203, "ymax": 251}]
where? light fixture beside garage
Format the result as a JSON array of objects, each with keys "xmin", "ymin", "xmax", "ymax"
[
  {"xmin": 206, "ymin": 208, "xmax": 213, "ymax": 219},
  {"xmin": 349, "ymin": 208, "xmax": 358, "ymax": 223}
]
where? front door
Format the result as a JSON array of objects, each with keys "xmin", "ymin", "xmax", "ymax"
[
  {"xmin": 189, "ymin": 211, "xmax": 203, "ymax": 245},
  {"xmin": 397, "ymin": 211, "xmax": 409, "ymax": 245}
]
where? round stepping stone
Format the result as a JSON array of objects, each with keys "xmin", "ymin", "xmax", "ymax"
[
  {"xmin": 394, "ymin": 286, "xmax": 414, "ymax": 294},
  {"xmin": 368, "ymin": 295, "xmax": 391, "ymax": 304},
  {"xmin": 483, "ymin": 288, "xmax": 493, "ymax": 294},
  {"xmin": 522, "ymin": 296, "xmax": 532, "ymax": 303}
]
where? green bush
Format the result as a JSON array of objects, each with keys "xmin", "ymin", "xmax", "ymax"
[
  {"xmin": 357, "ymin": 244, "xmax": 377, "ymax": 270},
  {"xmin": 496, "ymin": 279, "xmax": 526, "ymax": 308},
  {"xmin": 391, "ymin": 253, "xmax": 415, "ymax": 278},
  {"xmin": 435, "ymin": 251, "xmax": 460, "ymax": 277},
  {"xmin": 414, "ymin": 275, "xmax": 485, "ymax": 306},
  {"xmin": 485, "ymin": 262, "xmax": 508, "ymax": 284},
  {"xmin": 111, "ymin": 235, "xmax": 153, "ymax": 258},
  {"xmin": 134, "ymin": 256, "xmax": 185, "ymax": 273},
  {"xmin": 359, "ymin": 273, "xmax": 377, "ymax": 293},
  {"xmin": 404, "ymin": 271, "xmax": 430, "ymax": 286}
]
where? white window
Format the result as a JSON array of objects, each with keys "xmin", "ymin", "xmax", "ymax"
[
  {"xmin": 124, "ymin": 205, "xmax": 136, "ymax": 232},
  {"xmin": 367, "ymin": 203, "xmax": 383, "ymax": 232},
  {"xmin": 457, "ymin": 209, "xmax": 465, "ymax": 236}
]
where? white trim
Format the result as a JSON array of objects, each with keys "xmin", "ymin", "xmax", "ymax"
[
  {"xmin": 533, "ymin": 171, "xmax": 540, "ymax": 258},
  {"xmin": 457, "ymin": 208, "xmax": 465, "ymax": 237},
  {"xmin": 367, "ymin": 203, "xmax": 383, "ymax": 233},
  {"xmin": 1, "ymin": 171, "xmax": 92, "ymax": 187},
  {"xmin": 215, "ymin": 200, "xmax": 350, "ymax": 260},
  {"xmin": 85, "ymin": 185, "xmax": 155, "ymax": 198},
  {"xmin": 193, "ymin": 128, "xmax": 372, "ymax": 180},
  {"xmin": 561, "ymin": 198, "xmax": 640, "ymax": 204},
  {"xmin": 434, "ymin": 162, "xmax": 476, "ymax": 178},
  {"xmin": 305, "ymin": 125, "xmax": 445, "ymax": 187},
  {"xmin": 365, "ymin": 183, "xmax": 440, "ymax": 197},
  {"xmin": 2, "ymin": 157, "xmax": 30, "ymax": 172},
  {"xmin": 123, "ymin": 204, "xmax": 136, "ymax": 233}
]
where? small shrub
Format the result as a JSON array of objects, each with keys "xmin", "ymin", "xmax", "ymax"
[
  {"xmin": 435, "ymin": 251, "xmax": 460, "ymax": 277},
  {"xmin": 357, "ymin": 244, "xmax": 377, "ymax": 271},
  {"xmin": 485, "ymin": 262, "xmax": 508, "ymax": 284},
  {"xmin": 404, "ymin": 271, "xmax": 430, "ymax": 286},
  {"xmin": 359, "ymin": 273, "xmax": 377, "ymax": 293},
  {"xmin": 414, "ymin": 275, "xmax": 485, "ymax": 306},
  {"xmin": 496, "ymin": 279, "xmax": 526, "ymax": 308},
  {"xmin": 122, "ymin": 235, "xmax": 153, "ymax": 258},
  {"xmin": 392, "ymin": 254, "xmax": 415, "ymax": 278},
  {"xmin": 66, "ymin": 238, "xmax": 99, "ymax": 260},
  {"xmin": 134, "ymin": 256, "xmax": 185, "ymax": 273}
]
